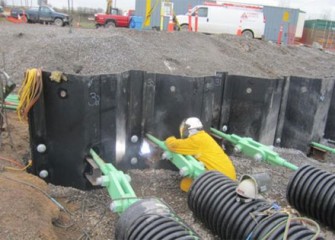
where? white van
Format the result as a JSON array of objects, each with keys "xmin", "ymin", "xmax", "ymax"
[{"xmin": 176, "ymin": 3, "xmax": 265, "ymax": 38}]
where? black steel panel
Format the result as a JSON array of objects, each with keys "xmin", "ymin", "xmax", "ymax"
[
  {"xmin": 144, "ymin": 73, "xmax": 208, "ymax": 139},
  {"xmin": 325, "ymin": 85, "xmax": 335, "ymax": 140},
  {"xmin": 258, "ymin": 77, "xmax": 285, "ymax": 144},
  {"xmin": 274, "ymin": 77, "xmax": 290, "ymax": 146},
  {"xmin": 119, "ymin": 71, "xmax": 147, "ymax": 170},
  {"xmin": 29, "ymin": 74, "xmax": 48, "ymax": 176},
  {"xmin": 30, "ymin": 72, "xmax": 102, "ymax": 189},
  {"xmin": 141, "ymin": 73, "xmax": 222, "ymax": 170},
  {"xmin": 212, "ymin": 72, "xmax": 227, "ymax": 130},
  {"xmin": 202, "ymin": 75, "xmax": 224, "ymax": 130},
  {"xmin": 220, "ymin": 73, "xmax": 232, "ymax": 130},
  {"xmin": 280, "ymin": 77, "xmax": 334, "ymax": 152},
  {"xmin": 97, "ymin": 73, "xmax": 118, "ymax": 165},
  {"xmin": 222, "ymin": 75, "xmax": 283, "ymax": 144}
]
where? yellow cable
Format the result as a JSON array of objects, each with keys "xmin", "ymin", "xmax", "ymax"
[
  {"xmin": 17, "ymin": 68, "xmax": 43, "ymax": 121},
  {"xmin": 4, "ymin": 160, "xmax": 32, "ymax": 171},
  {"xmin": 0, "ymin": 155, "xmax": 25, "ymax": 168}
]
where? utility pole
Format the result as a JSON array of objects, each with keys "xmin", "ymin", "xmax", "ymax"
[
  {"xmin": 68, "ymin": 0, "xmax": 72, "ymax": 33},
  {"xmin": 106, "ymin": 0, "xmax": 112, "ymax": 14}
]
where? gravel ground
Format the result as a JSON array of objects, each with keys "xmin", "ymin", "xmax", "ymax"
[
  {"xmin": 1, "ymin": 21, "xmax": 335, "ymax": 239},
  {"xmin": 1, "ymin": 21, "xmax": 335, "ymax": 85}
]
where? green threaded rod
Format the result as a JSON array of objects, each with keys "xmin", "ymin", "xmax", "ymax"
[{"xmin": 210, "ymin": 128, "xmax": 299, "ymax": 171}]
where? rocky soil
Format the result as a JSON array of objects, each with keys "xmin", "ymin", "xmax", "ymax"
[
  {"xmin": 0, "ymin": 21, "xmax": 335, "ymax": 240},
  {"xmin": 1, "ymin": 21, "xmax": 335, "ymax": 84}
]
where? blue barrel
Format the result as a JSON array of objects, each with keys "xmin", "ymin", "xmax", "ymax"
[{"xmin": 129, "ymin": 16, "xmax": 143, "ymax": 30}]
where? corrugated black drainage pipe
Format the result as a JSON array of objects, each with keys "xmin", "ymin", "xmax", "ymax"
[
  {"xmin": 287, "ymin": 165, "xmax": 335, "ymax": 230},
  {"xmin": 188, "ymin": 171, "xmax": 322, "ymax": 240},
  {"xmin": 115, "ymin": 198, "xmax": 200, "ymax": 240}
]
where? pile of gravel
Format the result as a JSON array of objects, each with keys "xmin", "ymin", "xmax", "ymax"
[{"xmin": 1, "ymin": 22, "xmax": 335, "ymax": 85}]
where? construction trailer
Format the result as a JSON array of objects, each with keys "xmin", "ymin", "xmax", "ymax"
[
  {"xmin": 263, "ymin": 6, "xmax": 305, "ymax": 44},
  {"xmin": 301, "ymin": 19, "xmax": 335, "ymax": 49}
]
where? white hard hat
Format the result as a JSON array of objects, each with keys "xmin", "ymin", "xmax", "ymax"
[
  {"xmin": 179, "ymin": 117, "xmax": 203, "ymax": 138},
  {"xmin": 236, "ymin": 178, "xmax": 257, "ymax": 202}
]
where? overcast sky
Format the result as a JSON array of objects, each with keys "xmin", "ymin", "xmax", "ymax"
[{"xmin": 7, "ymin": 0, "xmax": 335, "ymax": 20}]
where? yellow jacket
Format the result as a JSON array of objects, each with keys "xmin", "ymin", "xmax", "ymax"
[{"xmin": 165, "ymin": 130, "xmax": 237, "ymax": 182}]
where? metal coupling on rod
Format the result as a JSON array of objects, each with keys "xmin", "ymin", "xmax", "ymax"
[
  {"xmin": 179, "ymin": 167, "xmax": 189, "ymax": 177},
  {"xmin": 254, "ymin": 153, "xmax": 263, "ymax": 162},
  {"xmin": 96, "ymin": 175, "xmax": 110, "ymax": 186},
  {"xmin": 234, "ymin": 144, "xmax": 242, "ymax": 153}
]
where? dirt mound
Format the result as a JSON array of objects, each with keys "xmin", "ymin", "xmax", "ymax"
[{"xmin": 0, "ymin": 171, "xmax": 59, "ymax": 239}]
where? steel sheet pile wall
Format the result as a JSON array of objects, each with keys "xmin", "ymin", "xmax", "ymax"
[
  {"xmin": 29, "ymin": 71, "xmax": 334, "ymax": 189},
  {"xmin": 30, "ymin": 71, "xmax": 147, "ymax": 189}
]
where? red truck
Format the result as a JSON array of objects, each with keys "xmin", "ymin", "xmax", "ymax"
[{"xmin": 95, "ymin": 8, "xmax": 134, "ymax": 28}]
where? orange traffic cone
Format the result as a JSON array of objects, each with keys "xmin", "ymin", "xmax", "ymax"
[
  {"xmin": 168, "ymin": 17, "xmax": 174, "ymax": 32},
  {"xmin": 277, "ymin": 25, "xmax": 283, "ymax": 45},
  {"xmin": 236, "ymin": 25, "xmax": 242, "ymax": 36},
  {"xmin": 236, "ymin": 19, "xmax": 242, "ymax": 36}
]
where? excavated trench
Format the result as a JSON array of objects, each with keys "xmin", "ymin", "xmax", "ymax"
[{"xmin": 1, "ymin": 22, "xmax": 335, "ymax": 239}]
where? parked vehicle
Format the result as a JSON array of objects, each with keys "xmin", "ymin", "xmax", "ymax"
[
  {"xmin": 10, "ymin": 7, "xmax": 26, "ymax": 18},
  {"xmin": 0, "ymin": 6, "xmax": 4, "ymax": 18},
  {"xmin": 25, "ymin": 6, "xmax": 70, "ymax": 26},
  {"xmin": 95, "ymin": 8, "xmax": 134, "ymax": 28},
  {"xmin": 176, "ymin": 3, "xmax": 265, "ymax": 38}
]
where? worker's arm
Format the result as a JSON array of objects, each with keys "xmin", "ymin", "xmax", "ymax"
[{"xmin": 165, "ymin": 136, "xmax": 199, "ymax": 155}]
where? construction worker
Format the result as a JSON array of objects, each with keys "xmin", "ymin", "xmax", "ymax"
[{"xmin": 165, "ymin": 117, "xmax": 237, "ymax": 192}]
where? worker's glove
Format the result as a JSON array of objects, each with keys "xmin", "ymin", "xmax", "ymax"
[{"xmin": 50, "ymin": 71, "xmax": 68, "ymax": 83}]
